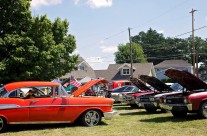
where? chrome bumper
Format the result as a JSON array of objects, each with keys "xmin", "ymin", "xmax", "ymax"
[
  {"xmin": 138, "ymin": 102, "xmax": 155, "ymax": 108},
  {"xmin": 103, "ymin": 110, "xmax": 117, "ymax": 120},
  {"xmin": 138, "ymin": 102, "xmax": 144, "ymax": 108},
  {"xmin": 160, "ymin": 103, "xmax": 192, "ymax": 111}
]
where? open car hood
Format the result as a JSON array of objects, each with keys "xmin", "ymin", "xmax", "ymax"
[
  {"xmin": 165, "ymin": 69, "xmax": 207, "ymax": 91},
  {"xmin": 140, "ymin": 75, "xmax": 174, "ymax": 92},
  {"xmin": 130, "ymin": 77, "xmax": 152, "ymax": 91},
  {"xmin": 72, "ymin": 79, "xmax": 108, "ymax": 97}
]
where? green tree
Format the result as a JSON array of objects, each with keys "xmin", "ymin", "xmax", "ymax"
[
  {"xmin": 131, "ymin": 28, "xmax": 195, "ymax": 65},
  {"xmin": 114, "ymin": 42, "xmax": 147, "ymax": 64},
  {"xmin": 0, "ymin": 0, "xmax": 78, "ymax": 84},
  {"xmin": 131, "ymin": 28, "xmax": 165, "ymax": 64}
]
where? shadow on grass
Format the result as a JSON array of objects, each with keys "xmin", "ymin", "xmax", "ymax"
[
  {"xmin": 4, "ymin": 121, "xmax": 108, "ymax": 133},
  {"xmin": 139, "ymin": 114, "xmax": 200, "ymax": 123},
  {"xmin": 119, "ymin": 110, "xmax": 166, "ymax": 116},
  {"xmin": 119, "ymin": 111, "xmax": 147, "ymax": 116},
  {"xmin": 113, "ymin": 106, "xmax": 136, "ymax": 110}
]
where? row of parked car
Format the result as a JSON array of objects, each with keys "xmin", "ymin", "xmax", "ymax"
[{"xmin": 110, "ymin": 69, "xmax": 207, "ymax": 118}]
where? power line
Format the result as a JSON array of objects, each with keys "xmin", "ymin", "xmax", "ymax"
[
  {"xmin": 78, "ymin": 0, "xmax": 191, "ymax": 52},
  {"xmin": 174, "ymin": 25, "xmax": 207, "ymax": 38},
  {"xmin": 131, "ymin": 0, "xmax": 190, "ymax": 31}
]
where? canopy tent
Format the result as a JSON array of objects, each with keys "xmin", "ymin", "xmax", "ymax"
[
  {"xmin": 65, "ymin": 85, "xmax": 75, "ymax": 91},
  {"xmin": 79, "ymin": 76, "xmax": 93, "ymax": 84}
]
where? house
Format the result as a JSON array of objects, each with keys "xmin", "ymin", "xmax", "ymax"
[
  {"xmin": 95, "ymin": 63, "xmax": 156, "ymax": 82},
  {"xmin": 60, "ymin": 56, "xmax": 156, "ymax": 86},
  {"xmin": 60, "ymin": 57, "xmax": 96, "ymax": 81},
  {"xmin": 154, "ymin": 60, "xmax": 193, "ymax": 80}
]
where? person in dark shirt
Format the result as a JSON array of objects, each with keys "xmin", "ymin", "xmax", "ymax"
[{"xmin": 25, "ymin": 90, "xmax": 35, "ymax": 99}]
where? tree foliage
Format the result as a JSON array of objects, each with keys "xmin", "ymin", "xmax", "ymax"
[
  {"xmin": 0, "ymin": 0, "xmax": 78, "ymax": 84},
  {"xmin": 114, "ymin": 42, "xmax": 147, "ymax": 64},
  {"xmin": 132, "ymin": 28, "xmax": 207, "ymax": 65}
]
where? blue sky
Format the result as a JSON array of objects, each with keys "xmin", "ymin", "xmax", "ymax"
[{"xmin": 30, "ymin": 0, "xmax": 207, "ymax": 70}]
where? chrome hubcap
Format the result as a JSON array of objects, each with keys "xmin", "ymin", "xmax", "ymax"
[
  {"xmin": 85, "ymin": 111, "xmax": 100, "ymax": 126},
  {"xmin": 202, "ymin": 103, "xmax": 207, "ymax": 117},
  {"xmin": 0, "ymin": 118, "xmax": 3, "ymax": 130}
]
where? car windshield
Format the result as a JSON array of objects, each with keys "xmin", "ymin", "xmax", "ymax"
[
  {"xmin": 123, "ymin": 86, "xmax": 135, "ymax": 92},
  {"xmin": 113, "ymin": 86, "xmax": 128, "ymax": 92},
  {"xmin": 170, "ymin": 83, "xmax": 183, "ymax": 91},
  {"xmin": 60, "ymin": 85, "xmax": 70, "ymax": 96}
]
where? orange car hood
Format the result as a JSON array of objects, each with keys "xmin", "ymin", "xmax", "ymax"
[{"xmin": 72, "ymin": 79, "xmax": 108, "ymax": 97}]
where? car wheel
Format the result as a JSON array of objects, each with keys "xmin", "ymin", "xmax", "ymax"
[
  {"xmin": 0, "ymin": 117, "xmax": 7, "ymax": 132},
  {"xmin": 129, "ymin": 104, "xmax": 138, "ymax": 108},
  {"xmin": 81, "ymin": 110, "xmax": 102, "ymax": 126},
  {"xmin": 161, "ymin": 109, "xmax": 168, "ymax": 113},
  {"xmin": 198, "ymin": 101, "xmax": 207, "ymax": 119},
  {"xmin": 171, "ymin": 110, "xmax": 187, "ymax": 117},
  {"xmin": 145, "ymin": 106, "xmax": 157, "ymax": 113}
]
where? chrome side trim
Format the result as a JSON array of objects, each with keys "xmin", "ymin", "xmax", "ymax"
[
  {"xmin": 9, "ymin": 121, "xmax": 71, "ymax": 125},
  {"xmin": 28, "ymin": 104, "xmax": 112, "ymax": 108},
  {"xmin": 103, "ymin": 110, "xmax": 117, "ymax": 120},
  {"xmin": 0, "ymin": 104, "xmax": 20, "ymax": 109},
  {"xmin": 0, "ymin": 104, "xmax": 112, "ymax": 110}
]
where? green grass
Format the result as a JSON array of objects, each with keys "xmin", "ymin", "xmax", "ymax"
[{"xmin": 1, "ymin": 104, "xmax": 207, "ymax": 136}]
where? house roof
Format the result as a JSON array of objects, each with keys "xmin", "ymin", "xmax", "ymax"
[
  {"xmin": 95, "ymin": 63, "xmax": 155, "ymax": 82},
  {"xmin": 154, "ymin": 60, "xmax": 192, "ymax": 68},
  {"xmin": 60, "ymin": 57, "xmax": 96, "ymax": 80}
]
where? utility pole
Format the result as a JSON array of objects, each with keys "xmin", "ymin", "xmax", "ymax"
[
  {"xmin": 190, "ymin": 8, "xmax": 197, "ymax": 76},
  {"xmin": 128, "ymin": 27, "xmax": 133, "ymax": 78}
]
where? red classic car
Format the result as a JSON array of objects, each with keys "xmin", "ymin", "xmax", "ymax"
[
  {"xmin": 160, "ymin": 69, "xmax": 207, "ymax": 118},
  {"xmin": 0, "ymin": 79, "xmax": 116, "ymax": 132},
  {"xmin": 135, "ymin": 75, "xmax": 175, "ymax": 113},
  {"xmin": 123, "ymin": 78, "xmax": 154, "ymax": 107}
]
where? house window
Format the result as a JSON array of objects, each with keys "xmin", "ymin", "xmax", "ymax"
[
  {"xmin": 78, "ymin": 64, "xmax": 85, "ymax": 70},
  {"xmin": 122, "ymin": 68, "xmax": 130, "ymax": 75}
]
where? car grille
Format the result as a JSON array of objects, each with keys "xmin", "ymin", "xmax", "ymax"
[
  {"xmin": 140, "ymin": 97, "xmax": 150, "ymax": 102},
  {"xmin": 139, "ymin": 95, "xmax": 154, "ymax": 102},
  {"xmin": 165, "ymin": 96, "xmax": 184, "ymax": 104},
  {"xmin": 125, "ymin": 96, "xmax": 132, "ymax": 101}
]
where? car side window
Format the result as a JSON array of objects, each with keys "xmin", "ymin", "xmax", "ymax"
[{"xmin": 9, "ymin": 89, "xmax": 25, "ymax": 98}]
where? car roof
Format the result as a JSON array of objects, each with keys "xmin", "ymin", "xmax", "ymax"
[{"xmin": 4, "ymin": 81, "xmax": 60, "ymax": 92}]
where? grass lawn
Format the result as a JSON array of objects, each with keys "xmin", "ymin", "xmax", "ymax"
[{"xmin": 1, "ymin": 104, "xmax": 207, "ymax": 136}]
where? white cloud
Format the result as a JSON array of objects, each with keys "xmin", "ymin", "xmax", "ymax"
[
  {"xmin": 206, "ymin": 16, "xmax": 207, "ymax": 22},
  {"xmin": 157, "ymin": 30, "xmax": 164, "ymax": 34},
  {"xmin": 31, "ymin": 0, "xmax": 62, "ymax": 9},
  {"xmin": 86, "ymin": 0, "xmax": 112, "ymax": 8},
  {"xmin": 74, "ymin": 0, "xmax": 80, "ymax": 5},
  {"xmin": 74, "ymin": 0, "xmax": 113, "ymax": 9},
  {"xmin": 100, "ymin": 46, "xmax": 118, "ymax": 53}
]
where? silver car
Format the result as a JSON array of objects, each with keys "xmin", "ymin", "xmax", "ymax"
[{"xmin": 109, "ymin": 85, "xmax": 139, "ymax": 103}]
